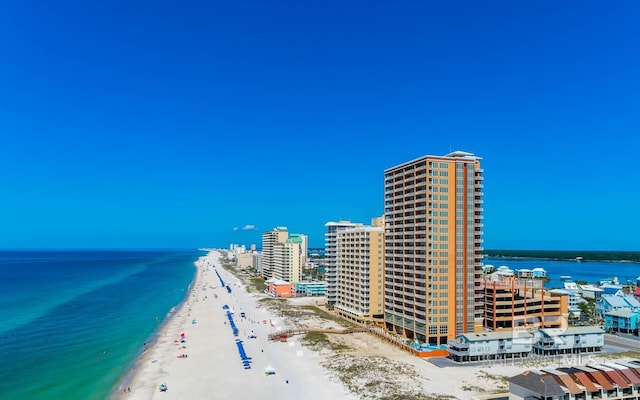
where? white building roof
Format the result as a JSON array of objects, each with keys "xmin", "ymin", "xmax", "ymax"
[
  {"xmin": 605, "ymin": 309, "xmax": 638, "ymax": 318},
  {"xmin": 539, "ymin": 326, "xmax": 604, "ymax": 336},
  {"xmin": 580, "ymin": 284, "xmax": 604, "ymax": 292},
  {"xmin": 458, "ymin": 330, "xmax": 532, "ymax": 342}
]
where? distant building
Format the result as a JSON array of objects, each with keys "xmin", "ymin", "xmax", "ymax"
[
  {"xmin": 549, "ymin": 288, "xmax": 586, "ymax": 318},
  {"xmin": 265, "ymin": 278, "xmax": 294, "ymax": 298},
  {"xmin": 604, "ymin": 309, "xmax": 640, "ymax": 335},
  {"xmin": 236, "ymin": 251, "xmax": 261, "ymax": 271},
  {"xmin": 532, "ymin": 267, "xmax": 547, "ymax": 279},
  {"xmin": 448, "ymin": 330, "xmax": 533, "ymax": 362},
  {"xmin": 597, "ymin": 294, "xmax": 640, "ymax": 317},
  {"xmin": 532, "ymin": 326, "xmax": 604, "ymax": 355},
  {"xmin": 229, "ymin": 243, "xmax": 246, "ymax": 254},
  {"xmin": 579, "ymin": 284, "xmax": 604, "ymax": 300},
  {"xmin": 601, "ymin": 283, "xmax": 625, "ymax": 296},
  {"xmin": 261, "ymin": 227, "xmax": 306, "ymax": 283},
  {"xmin": 516, "ymin": 269, "xmax": 533, "ymax": 279},
  {"xmin": 261, "ymin": 227, "xmax": 289, "ymax": 280},
  {"xmin": 295, "ymin": 281, "xmax": 327, "ymax": 297},
  {"xmin": 516, "ymin": 267, "xmax": 547, "ymax": 279}
]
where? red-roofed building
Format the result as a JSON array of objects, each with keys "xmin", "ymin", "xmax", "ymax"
[{"xmin": 509, "ymin": 362, "xmax": 640, "ymax": 399}]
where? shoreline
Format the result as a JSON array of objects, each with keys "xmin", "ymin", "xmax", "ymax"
[
  {"xmin": 108, "ymin": 260, "xmax": 199, "ymax": 398},
  {"xmin": 112, "ymin": 250, "xmax": 357, "ymax": 400},
  {"xmin": 109, "ymin": 249, "xmax": 640, "ymax": 400}
]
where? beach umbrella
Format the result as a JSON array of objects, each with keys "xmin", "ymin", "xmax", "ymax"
[{"xmin": 180, "ymin": 333, "xmax": 185, "ymax": 337}]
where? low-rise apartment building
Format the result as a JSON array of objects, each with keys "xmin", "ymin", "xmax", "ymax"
[
  {"xmin": 295, "ymin": 281, "xmax": 327, "ymax": 297},
  {"xmin": 532, "ymin": 326, "xmax": 604, "ymax": 355},
  {"xmin": 605, "ymin": 309, "xmax": 640, "ymax": 334},
  {"xmin": 509, "ymin": 361, "xmax": 640, "ymax": 400},
  {"xmin": 448, "ymin": 330, "xmax": 533, "ymax": 362}
]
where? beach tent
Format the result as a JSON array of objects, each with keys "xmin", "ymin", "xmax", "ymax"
[{"xmin": 264, "ymin": 365, "xmax": 276, "ymax": 375}]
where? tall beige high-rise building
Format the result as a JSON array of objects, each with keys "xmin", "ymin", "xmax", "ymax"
[
  {"xmin": 261, "ymin": 227, "xmax": 289, "ymax": 280},
  {"xmin": 261, "ymin": 227, "xmax": 305, "ymax": 283},
  {"xmin": 335, "ymin": 217, "xmax": 386, "ymax": 325},
  {"xmin": 384, "ymin": 151, "xmax": 484, "ymax": 346},
  {"xmin": 324, "ymin": 221, "xmax": 364, "ymax": 305}
]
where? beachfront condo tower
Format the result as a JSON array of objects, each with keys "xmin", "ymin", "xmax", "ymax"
[
  {"xmin": 384, "ymin": 151, "xmax": 484, "ymax": 346},
  {"xmin": 324, "ymin": 220, "xmax": 364, "ymax": 305},
  {"xmin": 335, "ymin": 217, "xmax": 386, "ymax": 325},
  {"xmin": 261, "ymin": 227, "xmax": 289, "ymax": 280},
  {"xmin": 261, "ymin": 227, "xmax": 306, "ymax": 283}
]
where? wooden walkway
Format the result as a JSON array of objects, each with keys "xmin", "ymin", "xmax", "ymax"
[{"xmin": 268, "ymin": 327, "xmax": 366, "ymax": 340}]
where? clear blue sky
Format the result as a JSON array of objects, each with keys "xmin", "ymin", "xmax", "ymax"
[{"xmin": 1, "ymin": 1, "xmax": 638, "ymax": 250}]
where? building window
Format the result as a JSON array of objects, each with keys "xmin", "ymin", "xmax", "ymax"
[
  {"xmin": 440, "ymin": 325, "xmax": 448, "ymax": 334},
  {"xmin": 429, "ymin": 325, "xmax": 438, "ymax": 334}
]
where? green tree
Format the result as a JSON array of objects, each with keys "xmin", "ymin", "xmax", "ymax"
[{"xmin": 577, "ymin": 298, "xmax": 597, "ymax": 323}]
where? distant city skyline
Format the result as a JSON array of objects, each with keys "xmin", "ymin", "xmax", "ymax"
[{"xmin": 1, "ymin": 2, "xmax": 638, "ymax": 251}]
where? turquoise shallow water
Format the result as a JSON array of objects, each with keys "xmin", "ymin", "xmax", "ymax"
[
  {"xmin": 484, "ymin": 256, "xmax": 640, "ymax": 289},
  {"xmin": 0, "ymin": 250, "xmax": 199, "ymax": 400}
]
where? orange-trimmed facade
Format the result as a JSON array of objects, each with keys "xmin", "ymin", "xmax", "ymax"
[
  {"xmin": 481, "ymin": 275, "xmax": 569, "ymax": 331},
  {"xmin": 383, "ymin": 151, "xmax": 484, "ymax": 346},
  {"xmin": 266, "ymin": 279, "xmax": 294, "ymax": 298}
]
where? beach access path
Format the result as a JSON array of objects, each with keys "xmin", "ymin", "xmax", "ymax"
[{"xmin": 116, "ymin": 250, "xmax": 357, "ymax": 400}]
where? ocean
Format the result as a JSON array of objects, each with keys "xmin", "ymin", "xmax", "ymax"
[
  {"xmin": 0, "ymin": 250, "xmax": 199, "ymax": 400},
  {"xmin": 1, "ymin": 251, "xmax": 638, "ymax": 399},
  {"xmin": 484, "ymin": 257, "xmax": 640, "ymax": 289}
]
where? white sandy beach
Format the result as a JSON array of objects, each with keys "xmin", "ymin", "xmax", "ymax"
[
  {"xmin": 116, "ymin": 250, "xmax": 624, "ymax": 400},
  {"xmin": 116, "ymin": 250, "xmax": 358, "ymax": 400}
]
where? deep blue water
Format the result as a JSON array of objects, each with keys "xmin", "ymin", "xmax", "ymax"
[
  {"xmin": 485, "ymin": 257, "xmax": 640, "ymax": 289},
  {"xmin": 0, "ymin": 250, "xmax": 199, "ymax": 400}
]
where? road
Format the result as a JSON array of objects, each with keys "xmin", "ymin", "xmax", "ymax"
[{"xmin": 604, "ymin": 333, "xmax": 640, "ymax": 352}]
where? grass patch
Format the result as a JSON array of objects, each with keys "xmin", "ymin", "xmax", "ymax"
[
  {"xmin": 248, "ymin": 277, "xmax": 266, "ymax": 293},
  {"xmin": 476, "ymin": 371, "xmax": 508, "ymax": 392},
  {"xmin": 461, "ymin": 384, "xmax": 485, "ymax": 392},
  {"xmin": 300, "ymin": 305, "xmax": 357, "ymax": 328},
  {"xmin": 322, "ymin": 354, "xmax": 441, "ymax": 399},
  {"xmin": 602, "ymin": 351, "xmax": 640, "ymax": 360},
  {"xmin": 300, "ymin": 331, "xmax": 352, "ymax": 352}
]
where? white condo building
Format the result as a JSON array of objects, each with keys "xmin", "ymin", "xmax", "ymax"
[
  {"xmin": 335, "ymin": 217, "xmax": 386, "ymax": 324},
  {"xmin": 324, "ymin": 220, "xmax": 363, "ymax": 305}
]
